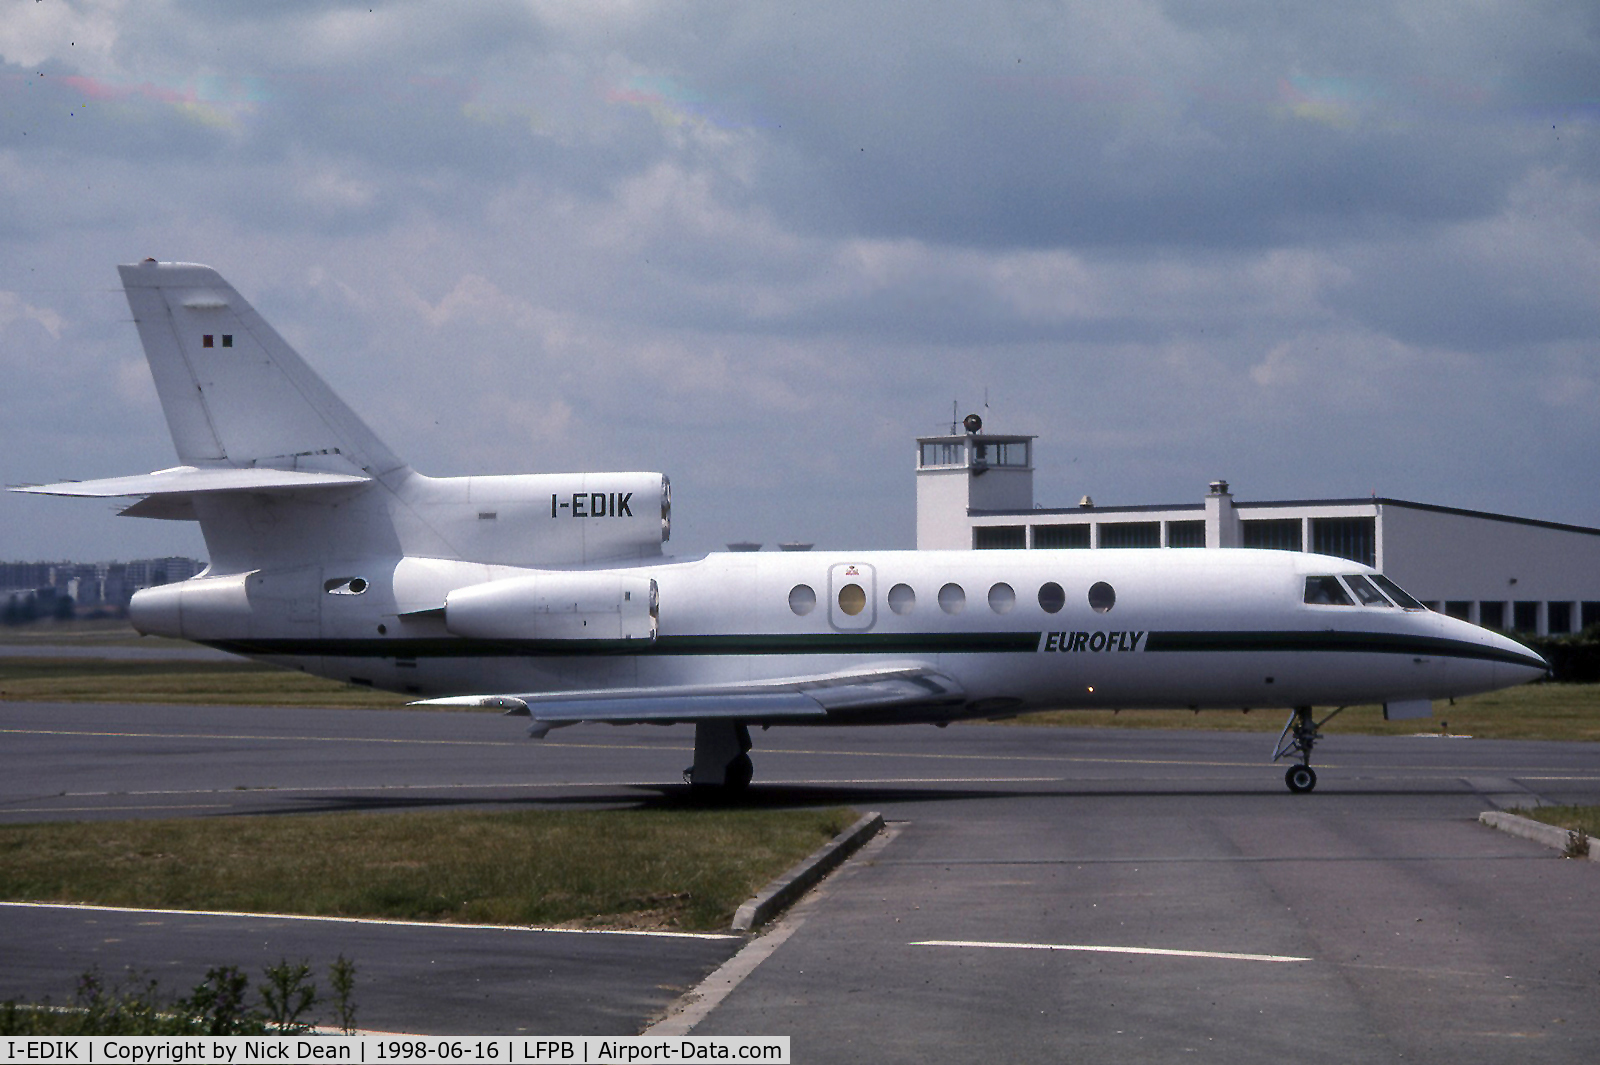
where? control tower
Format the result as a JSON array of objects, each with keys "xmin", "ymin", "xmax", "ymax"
[{"xmin": 915, "ymin": 414, "xmax": 1035, "ymax": 550}]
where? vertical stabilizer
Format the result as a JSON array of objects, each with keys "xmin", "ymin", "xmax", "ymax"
[{"xmin": 118, "ymin": 260, "xmax": 405, "ymax": 477}]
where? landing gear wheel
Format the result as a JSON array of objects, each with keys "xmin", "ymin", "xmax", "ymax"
[
  {"xmin": 727, "ymin": 753, "xmax": 754, "ymax": 791},
  {"xmin": 1285, "ymin": 764, "xmax": 1317, "ymax": 794}
]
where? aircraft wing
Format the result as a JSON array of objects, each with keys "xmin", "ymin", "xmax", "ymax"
[{"xmin": 413, "ymin": 664, "xmax": 965, "ymax": 728}]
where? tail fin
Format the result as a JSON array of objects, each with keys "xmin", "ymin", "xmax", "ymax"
[{"xmin": 118, "ymin": 260, "xmax": 404, "ymax": 478}]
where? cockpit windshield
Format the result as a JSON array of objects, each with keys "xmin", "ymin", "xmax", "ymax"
[
  {"xmin": 1343, "ymin": 574, "xmax": 1392, "ymax": 607},
  {"xmin": 1371, "ymin": 574, "xmax": 1426, "ymax": 610},
  {"xmin": 1304, "ymin": 576, "xmax": 1354, "ymax": 606},
  {"xmin": 1304, "ymin": 573, "xmax": 1430, "ymax": 610}
]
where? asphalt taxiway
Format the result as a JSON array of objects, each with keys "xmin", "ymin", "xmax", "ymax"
[{"xmin": 3, "ymin": 700, "xmax": 1599, "ymax": 1061}]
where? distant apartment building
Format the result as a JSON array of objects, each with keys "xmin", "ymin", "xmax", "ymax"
[{"xmin": 1, "ymin": 556, "xmax": 207, "ymax": 612}]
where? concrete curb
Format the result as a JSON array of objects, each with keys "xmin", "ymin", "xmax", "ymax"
[
  {"xmin": 1479, "ymin": 811, "xmax": 1599, "ymax": 862},
  {"xmin": 731, "ymin": 811, "xmax": 885, "ymax": 932}
]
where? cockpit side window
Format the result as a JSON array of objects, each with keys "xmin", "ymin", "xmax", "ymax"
[
  {"xmin": 1304, "ymin": 576, "xmax": 1354, "ymax": 606},
  {"xmin": 1371, "ymin": 574, "xmax": 1427, "ymax": 611},
  {"xmin": 1342, "ymin": 574, "xmax": 1392, "ymax": 607}
]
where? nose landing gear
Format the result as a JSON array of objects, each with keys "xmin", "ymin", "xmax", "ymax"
[{"xmin": 1273, "ymin": 705, "xmax": 1344, "ymax": 794}]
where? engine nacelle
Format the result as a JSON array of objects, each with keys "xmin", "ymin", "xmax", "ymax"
[
  {"xmin": 407, "ymin": 471, "xmax": 671, "ymax": 566},
  {"xmin": 129, "ymin": 572, "xmax": 251, "ymax": 640},
  {"xmin": 443, "ymin": 572, "xmax": 658, "ymax": 644},
  {"xmin": 129, "ymin": 567, "xmax": 324, "ymax": 641}
]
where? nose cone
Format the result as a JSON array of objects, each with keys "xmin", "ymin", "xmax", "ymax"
[{"xmin": 1486, "ymin": 629, "xmax": 1550, "ymax": 686}]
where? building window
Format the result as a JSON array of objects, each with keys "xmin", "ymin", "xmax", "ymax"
[
  {"xmin": 1243, "ymin": 518, "xmax": 1302, "ymax": 552},
  {"xmin": 1033, "ymin": 525, "xmax": 1090, "ymax": 549},
  {"xmin": 1513, "ymin": 601, "xmax": 1539, "ymax": 633},
  {"xmin": 986, "ymin": 441, "xmax": 1029, "ymax": 467},
  {"xmin": 1479, "ymin": 601, "xmax": 1505, "ymax": 629},
  {"xmin": 1444, "ymin": 601, "xmax": 1472, "ymax": 621},
  {"xmin": 919, "ymin": 442, "xmax": 965, "ymax": 468},
  {"xmin": 1099, "ymin": 522, "xmax": 1160, "ymax": 549},
  {"xmin": 1311, "ymin": 517, "xmax": 1375, "ymax": 567},
  {"xmin": 974, "ymin": 526, "xmax": 1026, "ymax": 550},
  {"xmin": 1583, "ymin": 602, "xmax": 1600, "ymax": 631},
  {"xmin": 1548, "ymin": 601, "xmax": 1573, "ymax": 635},
  {"xmin": 1166, "ymin": 520, "xmax": 1205, "ymax": 548}
]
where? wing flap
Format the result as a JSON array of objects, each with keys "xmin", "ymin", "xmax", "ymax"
[{"xmin": 413, "ymin": 664, "xmax": 965, "ymax": 726}]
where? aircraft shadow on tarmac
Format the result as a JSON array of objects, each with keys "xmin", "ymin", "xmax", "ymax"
[{"xmin": 212, "ymin": 778, "xmax": 1488, "ymax": 819}]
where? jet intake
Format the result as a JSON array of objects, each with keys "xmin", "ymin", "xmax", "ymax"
[{"xmin": 443, "ymin": 572, "xmax": 658, "ymax": 644}]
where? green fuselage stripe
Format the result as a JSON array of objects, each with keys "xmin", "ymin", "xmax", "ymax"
[{"xmin": 200, "ymin": 629, "xmax": 1542, "ymax": 669}]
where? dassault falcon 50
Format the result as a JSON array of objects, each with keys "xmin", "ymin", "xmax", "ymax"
[{"xmin": 15, "ymin": 261, "xmax": 1548, "ymax": 793}]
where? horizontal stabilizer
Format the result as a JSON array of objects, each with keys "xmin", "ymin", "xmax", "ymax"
[
  {"xmin": 12, "ymin": 465, "xmax": 371, "ymax": 499},
  {"xmin": 412, "ymin": 664, "xmax": 965, "ymax": 726}
]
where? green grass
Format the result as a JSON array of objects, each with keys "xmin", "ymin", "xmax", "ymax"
[
  {"xmin": 0, "ymin": 657, "xmax": 410, "ymax": 708},
  {"xmin": 998, "ymin": 683, "xmax": 1600, "ymax": 742},
  {"xmin": 0, "ymin": 618, "xmax": 151, "ymax": 646},
  {"xmin": 1515, "ymin": 805, "xmax": 1600, "ymax": 839},
  {"xmin": 0, "ymin": 807, "xmax": 857, "ymax": 931},
  {"xmin": 4, "ymin": 652, "xmax": 1597, "ymax": 738}
]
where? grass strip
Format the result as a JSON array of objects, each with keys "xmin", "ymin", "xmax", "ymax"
[
  {"xmin": 5, "ymin": 654, "xmax": 1596, "ymax": 741},
  {"xmin": 0, "ymin": 658, "xmax": 409, "ymax": 708},
  {"xmin": 1515, "ymin": 805, "xmax": 1600, "ymax": 839},
  {"xmin": 999, "ymin": 683, "xmax": 1600, "ymax": 742},
  {"xmin": 0, "ymin": 807, "xmax": 857, "ymax": 932}
]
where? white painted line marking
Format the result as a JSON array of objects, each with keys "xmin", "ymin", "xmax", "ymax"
[
  {"xmin": 913, "ymin": 939, "xmax": 1310, "ymax": 963},
  {"xmin": 0, "ymin": 901, "xmax": 737, "ymax": 940}
]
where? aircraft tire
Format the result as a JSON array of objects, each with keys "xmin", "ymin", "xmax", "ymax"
[
  {"xmin": 728, "ymin": 753, "xmax": 754, "ymax": 791},
  {"xmin": 1285, "ymin": 764, "xmax": 1317, "ymax": 794}
]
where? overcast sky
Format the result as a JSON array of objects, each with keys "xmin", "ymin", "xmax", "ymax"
[{"xmin": 3, "ymin": 0, "xmax": 1597, "ymax": 563}]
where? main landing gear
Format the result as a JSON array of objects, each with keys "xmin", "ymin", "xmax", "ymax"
[
  {"xmin": 1273, "ymin": 705, "xmax": 1345, "ymax": 794},
  {"xmin": 683, "ymin": 721, "xmax": 754, "ymax": 791}
]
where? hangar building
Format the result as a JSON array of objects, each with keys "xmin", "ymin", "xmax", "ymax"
[{"xmin": 915, "ymin": 424, "xmax": 1600, "ymax": 637}]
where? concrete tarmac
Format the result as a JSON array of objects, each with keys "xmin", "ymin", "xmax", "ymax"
[{"xmin": 3, "ymin": 700, "xmax": 1599, "ymax": 1060}]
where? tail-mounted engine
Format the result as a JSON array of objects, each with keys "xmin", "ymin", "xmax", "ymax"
[{"xmin": 442, "ymin": 571, "xmax": 658, "ymax": 645}]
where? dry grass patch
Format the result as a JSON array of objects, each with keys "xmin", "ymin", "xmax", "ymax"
[{"xmin": 0, "ymin": 807, "xmax": 857, "ymax": 931}]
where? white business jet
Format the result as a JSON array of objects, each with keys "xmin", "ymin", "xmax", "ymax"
[{"xmin": 16, "ymin": 261, "xmax": 1547, "ymax": 793}]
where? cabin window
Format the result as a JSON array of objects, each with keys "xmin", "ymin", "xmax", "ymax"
[
  {"xmin": 838, "ymin": 583, "xmax": 867, "ymax": 617},
  {"xmin": 1342, "ymin": 574, "xmax": 1392, "ymax": 607},
  {"xmin": 788, "ymin": 584, "xmax": 816, "ymax": 616},
  {"xmin": 938, "ymin": 583, "xmax": 966, "ymax": 614},
  {"xmin": 988, "ymin": 583, "xmax": 1016, "ymax": 614},
  {"xmin": 888, "ymin": 583, "xmax": 916, "ymax": 615},
  {"xmin": 1088, "ymin": 581, "xmax": 1116, "ymax": 613},
  {"xmin": 1371, "ymin": 574, "xmax": 1426, "ymax": 611},
  {"xmin": 1304, "ymin": 576, "xmax": 1354, "ymax": 606},
  {"xmin": 1038, "ymin": 582, "xmax": 1066, "ymax": 614}
]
